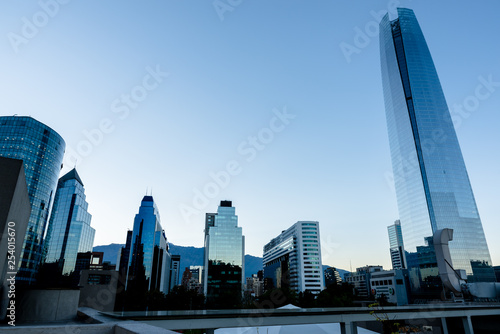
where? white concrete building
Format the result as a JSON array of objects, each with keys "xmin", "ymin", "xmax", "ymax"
[{"xmin": 263, "ymin": 221, "xmax": 324, "ymax": 294}]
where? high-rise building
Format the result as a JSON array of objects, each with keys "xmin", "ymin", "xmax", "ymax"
[
  {"xmin": 263, "ymin": 221, "xmax": 324, "ymax": 294},
  {"xmin": 0, "ymin": 116, "xmax": 65, "ymax": 284},
  {"xmin": 44, "ymin": 168, "xmax": 95, "ymax": 275},
  {"xmin": 324, "ymin": 267, "xmax": 342, "ymax": 287},
  {"xmin": 387, "ymin": 220, "xmax": 406, "ymax": 270},
  {"xmin": 203, "ymin": 200, "xmax": 244, "ymax": 307},
  {"xmin": 379, "ymin": 8, "xmax": 494, "ymax": 288},
  {"xmin": 126, "ymin": 196, "xmax": 171, "ymax": 293},
  {"xmin": 118, "ymin": 230, "xmax": 133, "ymax": 277},
  {"xmin": 169, "ymin": 254, "xmax": 181, "ymax": 290}
]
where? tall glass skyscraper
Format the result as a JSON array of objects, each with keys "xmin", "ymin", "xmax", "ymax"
[
  {"xmin": 387, "ymin": 220, "xmax": 406, "ymax": 270},
  {"xmin": 203, "ymin": 200, "xmax": 244, "ymax": 308},
  {"xmin": 379, "ymin": 8, "xmax": 493, "ymax": 288},
  {"xmin": 44, "ymin": 168, "xmax": 95, "ymax": 275},
  {"xmin": 0, "ymin": 116, "xmax": 65, "ymax": 284},
  {"xmin": 126, "ymin": 196, "xmax": 171, "ymax": 293}
]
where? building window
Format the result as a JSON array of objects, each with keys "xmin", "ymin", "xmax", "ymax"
[{"xmin": 88, "ymin": 274, "xmax": 112, "ymax": 285}]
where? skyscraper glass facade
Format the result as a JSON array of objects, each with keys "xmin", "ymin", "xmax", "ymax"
[
  {"xmin": 0, "ymin": 116, "xmax": 65, "ymax": 284},
  {"xmin": 44, "ymin": 169, "xmax": 95, "ymax": 275},
  {"xmin": 126, "ymin": 196, "xmax": 171, "ymax": 293},
  {"xmin": 203, "ymin": 200, "xmax": 244, "ymax": 308},
  {"xmin": 388, "ymin": 220, "xmax": 406, "ymax": 269},
  {"xmin": 380, "ymin": 9, "xmax": 493, "ymax": 288}
]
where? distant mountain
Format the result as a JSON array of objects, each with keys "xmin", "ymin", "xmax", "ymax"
[
  {"xmin": 93, "ymin": 243, "xmax": 263, "ymax": 278},
  {"xmin": 93, "ymin": 243, "xmax": 123, "ymax": 264}
]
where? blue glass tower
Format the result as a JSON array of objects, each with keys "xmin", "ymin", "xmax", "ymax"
[
  {"xmin": 0, "ymin": 116, "xmax": 65, "ymax": 284},
  {"xmin": 380, "ymin": 8, "xmax": 494, "ymax": 288},
  {"xmin": 203, "ymin": 200, "xmax": 244, "ymax": 308},
  {"xmin": 44, "ymin": 168, "xmax": 95, "ymax": 275},
  {"xmin": 126, "ymin": 196, "xmax": 171, "ymax": 293}
]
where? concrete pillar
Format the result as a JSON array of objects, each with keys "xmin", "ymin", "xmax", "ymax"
[
  {"xmin": 441, "ymin": 317, "xmax": 449, "ymax": 334},
  {"xmin": 340, "ymin": 322, "xmax": 358, "ymax": 334},
  {"xmin": 462, "ymin": 316, "xmax": 474, "ymax": 334}
]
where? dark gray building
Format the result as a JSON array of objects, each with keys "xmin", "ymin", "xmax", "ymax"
[
  {"xmin": 0, "ymin": 116, "xmax": 65, "ymax": 284},
  {"xmin": 0, "ymin": 157, "xmax": 31, "ymax": 319}
]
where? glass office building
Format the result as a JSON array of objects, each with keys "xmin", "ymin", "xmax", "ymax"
[
  {"xmin": 44, "ymin": 168, "xmax": 95, "ymax": 275},
  {"xmin": 126, "ymin": 196, "xmax": 171, "ymax": 293},
  {"xmin": 388, "ymin": 220, "xmax": 406, "ymax": 270},
  {"xmin": 0, "ymin": 116, "xmax": 65, "ymax": 284},
  {"xmin": 380, "ymin": 8, "xmax": 494, "ymax": 289},
  {"xmin": 203, "ymin": 200, "xmax": 244, "ymax": 308}
]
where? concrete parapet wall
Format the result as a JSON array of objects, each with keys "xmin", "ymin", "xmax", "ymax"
[{"xmin": 17, "ymin": 289, "xmax": 80, "ymax": 323}]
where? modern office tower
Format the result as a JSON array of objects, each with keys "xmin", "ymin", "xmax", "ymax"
[
  {"xmin": 324, "ymin": 267, "xmax": 342, "ymax": 287},
  {"xmin": 44, "ymin": 168, "xmax": 95, "ymax": 275},
  {"xmin": 379, "ymin": 8, "xmax": 494, "ymax": 287},
  {"xmin": 263, "ymin": 221, "xmax": 324, "ymax": 294},
  {"xmin": 126, "ymin": 196, "xmax": 171, "ymax": 294},
  {"xmin": 203, "ymin": 200, "xmax": 245, "ymax": 307},
  {"xmin": 0, "ymin": 116, "xmax": 65, "ymax": 284},
  {"xmin": 388, "ymin": 220, "xmax": 406, "ymax": 270},
  {"xmin": 169, "ymin": 254, "xmax": 181, "ymax": 290},
  {"xmin": 118, "ymin": 230, "xmax": 133, "ymax": 276}
]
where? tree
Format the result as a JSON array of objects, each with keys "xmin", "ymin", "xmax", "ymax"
[
  {"xmin": 316, "ymin": 282, "xmax": 355, "ymax": 307},
  {"xmin": 255, "ymin": 287, "xmax": 297, "ymax": 309},
  {"xmin": 298, "ymin": 290, "xmax": 316, "ymax": 308},
  {"xmin": 165, "ymin": 286, "xmax": 205, "ymax": 310}
]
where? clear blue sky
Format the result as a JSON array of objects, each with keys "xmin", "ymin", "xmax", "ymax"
[{"xmin": 1, "ymin": 1, "xmax": 499, "ymax": 271}]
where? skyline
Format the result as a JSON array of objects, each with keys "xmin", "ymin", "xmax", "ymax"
[{"xmin": 1, "ymin": 1, "xmax": 499, "ymax": 271}]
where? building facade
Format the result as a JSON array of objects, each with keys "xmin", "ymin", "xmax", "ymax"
[
  {"xmin": 324, "ymin": 267, "xmax": 342, "ymax": 287},
  {"xmin": 0, "ymin": 116, "xmax": 65, "ymax": 284},
  {"xmin": 263, "ymin": 221, "xmax": 324, "ymax": 294},
  {"xmin": 388, "ymin": 220, "xmax": 406, "ymax": 270},
  {"xmin": 379, "ymin": 8, "xmax": 494, "ymax": 290},
  {"xmin": 0, "ymin": 157, "xmax": 31, "ymax": 318},
  {"xmin": 169, "ymin": 254, "xmax": 181, "ymax": 290},
  {"xmin": 345, "ymin": 265, "xmax": 383, "ymax": 299},
  {"xmin": 126, "ymin": 196, "xmax": 171, "ymax": 294},
  {"xmin": 203, "ymin": 200, "xmax": 244, "ymax": 307},
  {"xmin": 44, "ymin": 169, "xmax": 95, "ymax": 275},
  {"xmin": 370, "ymin": 269, "xmax": 410, "ymax": 306}
]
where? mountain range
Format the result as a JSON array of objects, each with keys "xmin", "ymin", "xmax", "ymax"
[
  {"xmin": 93, "ymin": 243, "xmax": 262, "ymax": 278},
  {"xmin": 93, "ymin": 243, "xmax": 348, "ymax": 280}
]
